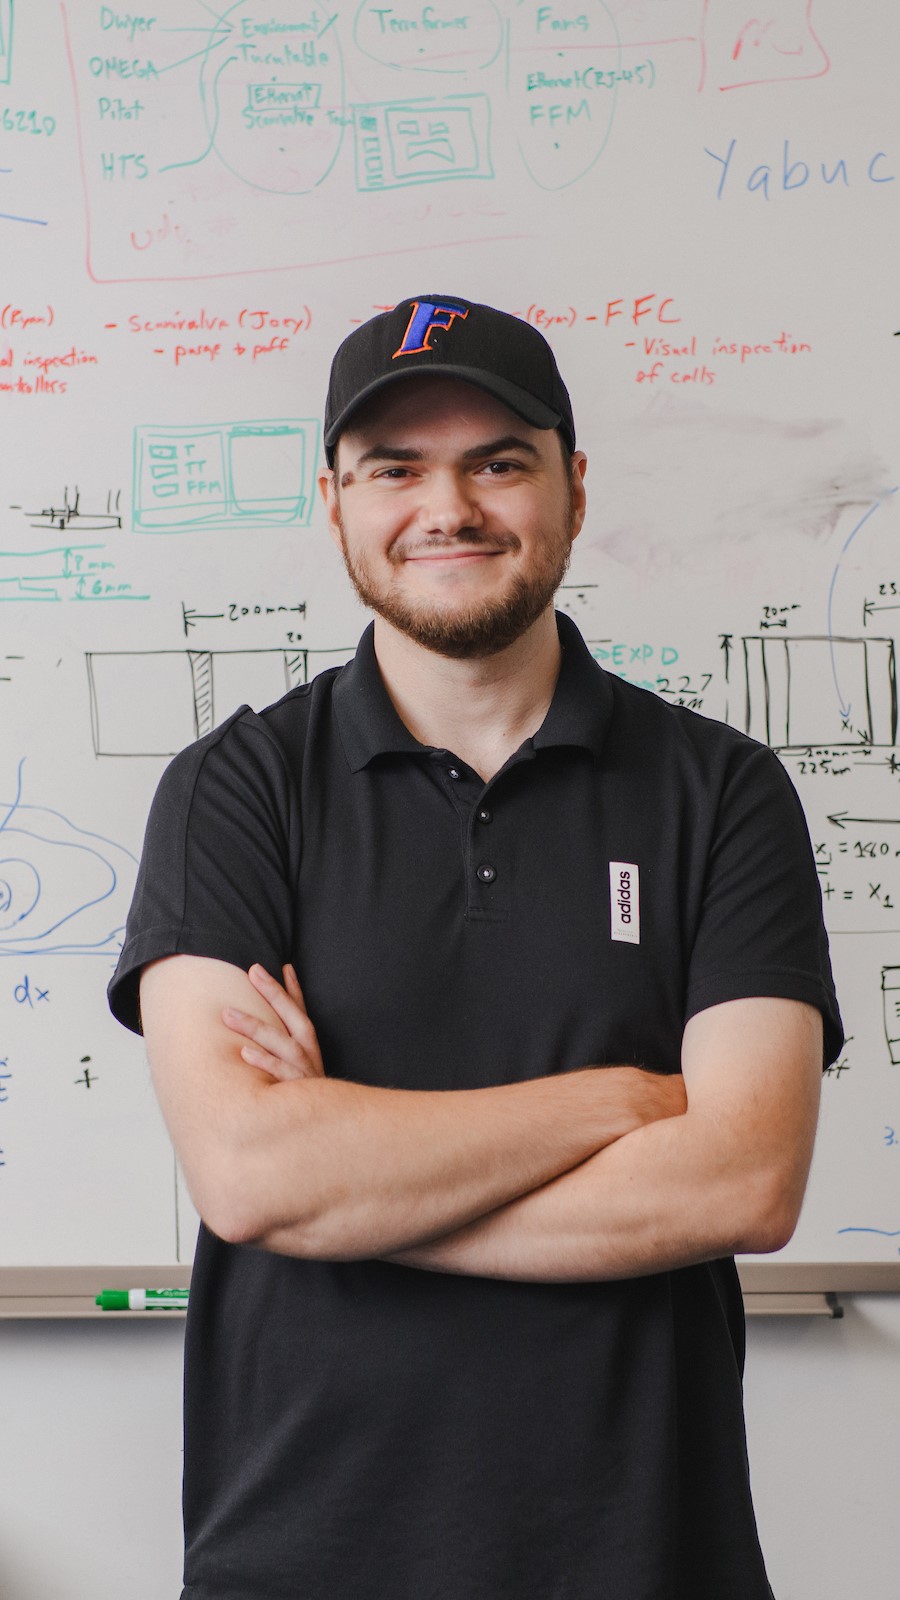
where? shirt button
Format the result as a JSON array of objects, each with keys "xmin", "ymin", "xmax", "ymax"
[
  {"xmin": 447, "ymin": 767, "xmax": 461, "ymax": 780},
  {"xmin": 477, "ymin": 808, "xmax": 492, "ymax": 824},
  {"xmin": 476, "ymin": 863, "xmax": 497, "ymax": 883}
]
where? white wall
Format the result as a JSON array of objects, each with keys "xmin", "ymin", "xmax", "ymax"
[
  {"xmin": 745, "ymin": 1297, "xmax": 900, "ymax": 1600},
  {"xmin": 2, "ymin": 1302, "xmax": 899, "ymax": 1600},
  {"xmin": 0, "ymin": 1320, "xmax": 184, "ymax": 1600}
]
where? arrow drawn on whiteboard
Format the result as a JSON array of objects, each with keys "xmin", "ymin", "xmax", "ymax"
[
  {"xmin": 828, "ymin": 812, "xmax": 900, "ymax": 829},
  {"xmin": 863, "ymin": 599, "xmax": 900, "ymax": 625},
  {"xmin": 827, "ymin": 490, "xmax": 898, "ymax": 722}
]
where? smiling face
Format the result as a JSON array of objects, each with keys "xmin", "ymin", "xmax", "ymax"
[{"xmin": 319, "ymin": 376, "xmax": 587, "ymax": 659}]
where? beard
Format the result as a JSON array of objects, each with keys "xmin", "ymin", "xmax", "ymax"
[{"xmin": 334, "ymin": 497, "xmax": 576, "ymax": 660}]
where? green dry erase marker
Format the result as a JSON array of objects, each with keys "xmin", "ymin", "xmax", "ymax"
[{"xmin": 95, "ymin": 1288, "xmax": 189, "ymax": 1311}]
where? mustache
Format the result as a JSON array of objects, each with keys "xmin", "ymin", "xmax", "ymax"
[{"xmin": 389, "ymin": 530, "xmax": 522, "ymax": 563}]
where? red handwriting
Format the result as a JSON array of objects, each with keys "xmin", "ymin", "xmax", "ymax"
[
  {"xmin": 103, "ymin": 307, "xmax": 313, "ymax": 367},
  {"xmin": 633, "ymin": 329, "xmax": 812, "ymax": 385},
  {"xmin": 518, "ymin": 296, "xmax": 682, "ymax": 329},
  {"xmin": 0, "ymin": 342, "xmax": 99, "ymax": 395},
  {"xmin": 1, "ymin": 304, "xmax": 55, "ymax": 331}
]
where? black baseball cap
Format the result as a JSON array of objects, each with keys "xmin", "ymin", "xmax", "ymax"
[{"xmin": 323, "ymin": 294, "xmax": 575, "ymax": 465}]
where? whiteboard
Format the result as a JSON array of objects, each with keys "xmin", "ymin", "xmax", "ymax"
[{"xmin": 1, "ymin": 0, "xmax": 898, "ymax": 1274}]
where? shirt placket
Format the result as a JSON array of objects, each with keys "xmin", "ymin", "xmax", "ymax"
[{"xmin": 430, "ymin": 748, "xmax": 511, "ymax": 923}]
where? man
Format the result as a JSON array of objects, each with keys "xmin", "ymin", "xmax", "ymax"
[{"xmin": 109, "ymin": 294, "xmax": 842, "ymax": 1600}]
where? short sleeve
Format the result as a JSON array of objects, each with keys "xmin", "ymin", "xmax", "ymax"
[
  {"xmin": 107, "ymin": 709, "xmax": 299, "ymax": 1035},
  {"xmin": 685, "ymin": 741, "xmax": 843, "ymax": 1065}
]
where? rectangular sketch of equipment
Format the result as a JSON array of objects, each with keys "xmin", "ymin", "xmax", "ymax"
[
  {"xmin": 742, "ymin": 635, "xmax": 898, "ymax": 750},
  {"xmin": 0, "ymin": 2, "xmax": 12, "ymax": 84},
  {"xmin": 132, "ymin": 420, "xmax": 319, "ymax": 533},
  {"xmin": 882, "ymin": 968, "xmax": 900, "ymax": 1064},
  {"xmin": 353, "ymin": 96, "xmax": 493, "ymax": 191},
  {"xmin": 86, "ymin": 647, "xmax": 356, "ymax": 757}
]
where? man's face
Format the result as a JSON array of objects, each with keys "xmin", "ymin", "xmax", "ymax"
[{"xmin": 318, "ymin": 376, "xmax": 587, "ymax": 659}]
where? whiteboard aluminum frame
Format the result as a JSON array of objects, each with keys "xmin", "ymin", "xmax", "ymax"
[{"xmin": 2, "ymin": 1262, "xmax": 900, "ymax": 1318}]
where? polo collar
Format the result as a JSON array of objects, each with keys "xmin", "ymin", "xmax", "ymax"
[
  {"xmin": 533, "ymin": 611, "xmax": 614, "ymax": 757},
  {"xmin": 333, "ymin": 624, "xmax": 424, "ymax": 772},
  {"xmin": 333, "ymin": 611, "xmax": 614, "ymax": 774}
]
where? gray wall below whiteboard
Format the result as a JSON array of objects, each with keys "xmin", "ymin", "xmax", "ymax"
[{"xmin": 1, "ymin": 1311, "xmax": 898, "ymax": 1600}]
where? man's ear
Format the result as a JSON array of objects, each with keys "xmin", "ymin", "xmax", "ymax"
[
  {"xmin": 570, "ymin": 451, "xmax": 588, "ymax": 542},
  {"xmin": 317, "ymin": 465, "xmax": 343, "ymax": 554}
]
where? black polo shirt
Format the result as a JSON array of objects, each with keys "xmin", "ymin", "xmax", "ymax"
[{"xmin": 109, "ymin": 611, "xmax": 841, "ymax": 1600}]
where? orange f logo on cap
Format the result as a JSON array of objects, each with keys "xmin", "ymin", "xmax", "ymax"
[{"xmin": 392, "ymin": 300, "xmax": 469, "ymax": 359}]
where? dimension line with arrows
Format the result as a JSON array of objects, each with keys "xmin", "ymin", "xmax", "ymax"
[{"xmin": 828, "ymin": 812, "xmax": 900, "ymax": 829}]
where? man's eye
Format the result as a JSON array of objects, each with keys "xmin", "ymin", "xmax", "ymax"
[
  {"xmin": 376, "ymin": 467, "xmax": 412, "ymax": 480},
  {"xmin": 481, "ymin": 460, "xmax": 518, "ymax": 476}
]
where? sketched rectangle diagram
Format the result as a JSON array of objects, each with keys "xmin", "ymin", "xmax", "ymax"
[
  {"xmin": 246, "ymin": 82, "xmax": 322, "ymax": 112},
  {"xmin": 87, "ymin": 647, "xmax": 356, "ymax": 756},
  {"xmin": 353, "ymin": 96, "xmax": 492, "ymax": 190},
  {"xmin": 882, "ymin": 968, "xmax": 900, "ymax": 1064},
  {"xmin": 742, "ymin": 635, "xmax": 898, "ymax": 750},
  {"xmin": 87, "ymin": 653, "xmax": 199, "ymax": 757},
  {"xmin": 0, "ymin": 3, "xmax": 12, "ymax": 84},
  {"xmin": 132, "ymin": 420, "xmax": 318, "ymax": 532}
]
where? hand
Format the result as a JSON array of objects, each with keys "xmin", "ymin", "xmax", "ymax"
[{"xmin": 222, "ymin": 963, "xmax": 325, "ymax": 1082}]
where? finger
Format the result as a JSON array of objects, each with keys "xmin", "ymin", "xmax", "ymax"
[
  {"xmin": 239, "ymin": 1043, "xmax": 313, "ymax": 1081},
  {"xmin": 239, "ymin": 1044, "xmax": 281, "ymax": 1078},
  {"xmin": 223, "ymin": 1009, "xmax": 309, "ymax": 1068},
  {"xmin": 222, "ymin": 1008, "xmax": 300, "ymax": 1063},
  {"xmin": 283, "ymin": 963, "xmax": 306, "ymax": 1007},
  {"xmin": 282, "ymin": 969, "xmax": 324, "ymax": 1072},
  {"xmin": 247, "ymin": 964, "xmax": 317, "ymax": 1044},
  {"xmin": 247, "ymin": 964, "xmax": 325, "ymax": 1077},
  {"xmin": 248, "ymin": 962, "xmax": 305, "ymax": 1013},
  {"xmin": 222, "ymin": 1006, "xmax": 260, "ymax": 1040}
]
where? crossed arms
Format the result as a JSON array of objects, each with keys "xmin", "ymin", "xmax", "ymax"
[{"xmin": 138, "ymin": 954, "xmax": 823, "ymax": 1283}]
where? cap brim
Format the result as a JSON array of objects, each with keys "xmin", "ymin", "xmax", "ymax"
[{"xmin": 324, "ymin": 366, "xmax": 563, "ymax": 457}]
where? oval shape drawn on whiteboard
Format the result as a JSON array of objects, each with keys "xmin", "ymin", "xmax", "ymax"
[
  {"xmin": 0, "ymin": 859, "xmax": 40, "ymax": 931},
  {"xmin": 353, "ymin": 0, "xmax": 503, "ymax": 75},
  {"xmin": 508, "ymin": 0, "xmax": 619, "ymax": 191},
  {"xmin": 200, "ymin": 0, "xmax": 345, "ymax": 195}
]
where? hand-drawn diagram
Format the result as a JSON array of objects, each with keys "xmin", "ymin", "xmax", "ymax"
[
  {"xmin": 180, "ymin": 600, "xmax": 307, "ymax": 635},
  {"xmin": 741, "ymin": 636, "xmax": 898, "ymax": 751},
  {"xmin": 0, "ymin": 542, "xmax": 149, "ymax": 603},
  {"xmin": 17, "ymin": 485, "xmax": 123, "ymax": 534},
  {"xmin": 0, "ymin": 487, "xmax": 147, "ymax": 601},
  {"xmin": 508, "ymin": 0, "xmax": 621, "ymax": 191},
  {"xmin": 354, "ymin": 0, "xmax": 503, "ymax": 72},
  {"xmin": 132, "ymin": 420, "xmax": 318, "ymax": 532},
  {"xmin": 194, "ymin": 2, "xmax": 346, "ymax": 195},
  {"xmin": 0, "ymin": 759, "xmax": 137, "ymax": 955},
  {"xmin": 881, "ymin": 967, "xmax": 900, "ymax": 1063},
  {"xmin": 0, "ymin": 175, "xmax": 47, "ymax": 228},
  {"xmin": 0, "ymin": 1, "xmax": 12, "ymax": 84},
  {"xmin": 696, "ymin": 0, "xmax": 829, "ymax": 92},
  {"xmin": 354, "ymin": 94, "xmax": 493, "ymax": 188},
  {"xmin": 60, "ymin": 0, "xmax": 834, "ymax": 281},
  {"xmin": 86, "ymin": 646, "xmax": 356, "ymax": 756},
  {"xmin": 0, "ymin": 4, "xmax": 53, "ymax": 229}
]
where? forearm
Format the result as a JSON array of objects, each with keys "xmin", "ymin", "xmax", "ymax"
[
  {"xmin": 382, "ymin": 1108, "xmax": 794, "ymax": 1283},
  {"xmin": 191, "ymin": 959, "xmax": 685, "ymax": 1262},
  {"xmin": 235, "ymin": 1066, "xmax": 680, "ymax": 1260}
]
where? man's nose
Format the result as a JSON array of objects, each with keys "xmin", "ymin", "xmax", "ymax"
[{"xmin": 416, "ymin": 470, "xmax": 484, "ymax": 537}]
